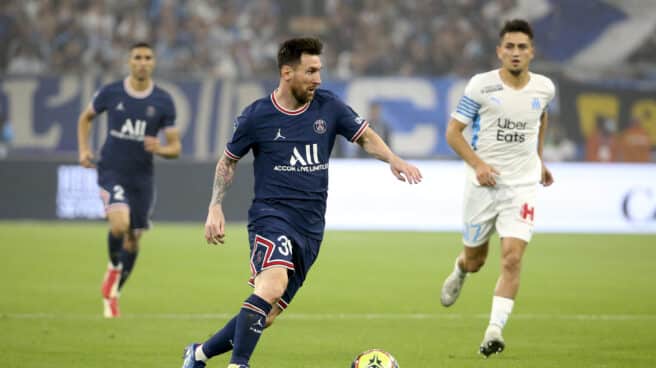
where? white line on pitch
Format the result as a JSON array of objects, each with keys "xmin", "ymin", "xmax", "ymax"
[{"xmin": 2, "ymin": 313, "xmax": 656, "ymax": 321}]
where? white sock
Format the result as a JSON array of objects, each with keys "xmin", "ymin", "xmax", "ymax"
[
  {"xmin": 489, "ymin": 296, "xmax": 514, "ymax": 329},
  {"xmin": 194, "ymin": 344, "xmax": 208, "ymax": 362},
  {"xmin": 454, "ymin": 256, "xmax": 466, "ymax": 278}
]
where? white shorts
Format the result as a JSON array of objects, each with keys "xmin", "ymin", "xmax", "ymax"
[{"xmin": 461, "ymin": 183, "xmax": 538, "ymax": 247}]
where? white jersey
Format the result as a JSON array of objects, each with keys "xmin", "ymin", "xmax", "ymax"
[{"xmin": 451, "ymin": 69, "xmax": 556, "ymax": 186}]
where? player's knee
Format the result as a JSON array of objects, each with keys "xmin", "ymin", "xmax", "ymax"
[
  {"xmin": 501, "ymin": 253, "xmax": 522, "ymax": 274},
  {"xmin": 260, "ymin": 285, "xmax": 286, "ymax": 303},
  {"xmin": 109, "ymin": 222, "xmax": 129, "ymax": 236}
]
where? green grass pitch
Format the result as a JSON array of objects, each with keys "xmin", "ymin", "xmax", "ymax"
[{"xmin": 1, "ymin": 221, "xmax": 655, "ymax": 367}]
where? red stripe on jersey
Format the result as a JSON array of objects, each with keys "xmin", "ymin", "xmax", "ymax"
[
  {"xmin": 224, "ymin": 148, "xmax": 240, "ymax": 160},
  {"xmin": 350, "ymin": 120, "xmax": 369, "ymax": 142},
  {"xmin": 270, "ymin": 91, "xmax": 310, "ymax": 116}
]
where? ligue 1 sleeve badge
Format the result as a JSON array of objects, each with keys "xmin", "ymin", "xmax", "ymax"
[{"xmin": 313, "ymin": 119, "xmax": 327, "ymax": 134}]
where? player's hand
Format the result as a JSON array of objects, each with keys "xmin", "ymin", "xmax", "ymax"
[
  {"xmin": 390, "ymin": 157, "xmax": 422, "ymax": 184},
  {"xmin": 205, "ymin": 204, "xmax": 226, "ymax": 245},
  {"xmin": 144, "ymin": 136, "xmax": 160, "ymax": 154},
  {"xmin": 79, "ymin": 148, "xmax": 96, "ymax": 168},
  {"xmin": 541, "ymin": 164, "xmax": 554, "ymax": 187},
  {"xmin": 475, "ymin": 162, "xmax": 499, "ymax": 186}
]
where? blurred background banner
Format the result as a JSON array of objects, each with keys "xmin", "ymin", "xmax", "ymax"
[
  {"xmin": 558, "ymin": 78, "xmax": 656, "ymax": 162},
  {"xmin": 0, "ymin": 76, "xmax": 456, "ymax": 158},
  {"xmin": 2, "ymin": 158, "xmax": 654, "ymax": 233},
  {"xmin": 3, "ymin": 75, "xmax": 655, "ymax": 160}
]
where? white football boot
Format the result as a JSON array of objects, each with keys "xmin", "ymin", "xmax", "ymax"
[{"xmin": 440, "ymin": 258, "xmax": 466, "ymax": 307}]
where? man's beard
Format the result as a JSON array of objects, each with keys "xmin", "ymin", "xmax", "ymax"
[
  {"xmin": 509, "ymin": 68, "xmax": 522, "ymax": 77},
  {"xmin": 291, "ymin": 84, "xmax": 312, "ymax": 105}
]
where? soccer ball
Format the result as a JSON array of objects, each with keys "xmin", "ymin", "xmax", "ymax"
[{"xmin": 351, "ymin": 349, "xmax": 399, "ymax": 368}]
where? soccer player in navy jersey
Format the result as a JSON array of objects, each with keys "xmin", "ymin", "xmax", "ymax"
[
  {"xmin": 181, "ymin": 37, "xmax": 422, "ymax": 368},
  {"xmin": 77, "ymin": 42, "xmax": 181, "ymax": 318}
]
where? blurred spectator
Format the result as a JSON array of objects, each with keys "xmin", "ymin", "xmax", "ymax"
[
  {"xmin": 542, "ymin": 114, "xmax": 577, "ymax": 162},
  {"xmin": 0, "ymin": 98, "xmax": 12, "ymax": 159},
  {"xmin": 357, "ymin": 102, "xmax": 391, "ymax": 158},
  {"xmin": 585, "ymin": 117, "xmax": 620, "ymax": 162},
  {"xmin": 619, "ymin": 119, "xmax": 651, "ymax": 162}
]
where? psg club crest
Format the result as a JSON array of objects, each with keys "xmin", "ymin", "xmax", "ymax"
[
  {"xmin": 146, "ymin": 105, "xmax": 156, "ymax": 117},
  {"xmin": 354, "ymin": 116, "xmax": 365, "ymax": 125},
  {"xmin": 313, "ymin": 119, "xmax": 327, "ymax": 134}
]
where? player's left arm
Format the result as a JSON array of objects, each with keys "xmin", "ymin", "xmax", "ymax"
[
  {"xmin": 538, "ymin": 111, "xmax": 554, "ymax": 186},
  {"xmin": 356, "ymin": 127, "xmax": 422, "ymax": 184},
  {"xmin": 144, "ymin": 127, "xmax": 181, "ymax": 159}
]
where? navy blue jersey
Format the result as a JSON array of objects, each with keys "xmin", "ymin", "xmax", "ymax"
[
  {"xmin": 225, "ymin": 89, "xmax": 369, "ymax": 240},
  {"xmin": 92, "ymin": 78, "xmax": 176, "ymax": 176}
]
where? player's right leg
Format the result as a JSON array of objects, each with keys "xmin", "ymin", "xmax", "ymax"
[
  {"xmin": 102, "ymin": 209, "xmax": 130, "ymax": 318},
  {"xmin": 98, "ymin": 171, "xmax": 131, "ymax": 318},
  {"xmin": 441, "ymin": 182, "xmax": 497, "ymax": 307},
  {"xmin": 184, "ymin": 226, "xmax": 300, "ymax": 368},
  {"xmin": 440, "ymin": 242, "xmax": 489, "ymax": 307},
  {"xmin": 183, "ymin": 268, "xmax": 286, "ymax": 368}
]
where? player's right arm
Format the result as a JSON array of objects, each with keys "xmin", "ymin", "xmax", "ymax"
[
  {"xmin": 205, "ymin": 105, "xmax": 254, "ymax": 245},
  {"xmin": 205, "ymin": 154, "xmax": 239, "ymax": 245},
  {"xmin": 446, "ymin": 118, "xmax": 499, "ymax": 186},
  {"xmin": 77, "ymin": 104, "xmax": 97, "ymax": 168}
]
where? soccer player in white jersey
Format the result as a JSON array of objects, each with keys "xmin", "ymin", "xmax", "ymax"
[{"xmin": 439, "ymin": 19, "xmax": 555, "ymax": 357}]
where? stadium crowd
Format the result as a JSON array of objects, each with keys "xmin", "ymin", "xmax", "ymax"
[{"xmin": 2, "ymin": 0, "xmax": 529, "ymax": 78}]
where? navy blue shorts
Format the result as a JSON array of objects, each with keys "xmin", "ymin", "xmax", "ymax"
[
  {"xmin": 97, "ymin": 169, "xmax": 155, "ymax": 231},
  {"xmin": 247, "ymin": 218, "xmax": 321, "ymax": 311}
]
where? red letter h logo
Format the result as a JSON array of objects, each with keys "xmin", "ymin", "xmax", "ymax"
[{"xmin": 521, "ymin": 203, "xmax": 535, "ymax": 221}]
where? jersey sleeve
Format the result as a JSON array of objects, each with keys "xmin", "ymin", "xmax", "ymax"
[
  {"xmin": 161, "ymin": 94, "xmax": 177, "ymax": 129},
  {"xmin": 544, "ymin": 78, "xmax": 556, "ymax": 113},
  {"xmin": 334, "ymin": 100, "xmax": 369, "ymax": 142},
  {"xmin": 224, "ymin": 105, "xmax": 255, "ymax": 160},
  {"xmin": 91, "ymin": 86, "xmax": 110, "ymax": 114},
  {"xmin": 451, "ymin": 75, "xmax": 483, "ymax": 125}
]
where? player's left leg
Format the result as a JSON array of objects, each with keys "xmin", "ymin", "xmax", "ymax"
[
  {"xmin": 117, "ymin": 229, "xmax": 142, "ymax": 290},
  {"xmin": 480, "ymin": 237, "xmax": 527, "ymax": 357},
  {"xmin": 118, "ymin": 178, "xmax": 154, "ymax": 292},
  {"xmin": 480, "ymin": 184, "xmax": 535, "ymax": 357}
]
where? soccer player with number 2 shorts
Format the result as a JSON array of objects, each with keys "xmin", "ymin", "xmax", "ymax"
[
  {"xmin": 438, "ymin": 19, "xmax": 555, "ymax": 358},
  {"xmin": 77, "ymin": 42, "xmax": 181, "ymax": 318}
]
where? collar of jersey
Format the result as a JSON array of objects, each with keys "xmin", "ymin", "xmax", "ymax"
[
  {"xmin": 270, "ymin": 90, "xmax": 310, "ymax": 116},
  {"xmin": 123, "ymin": 77, "xmax": 154, "ymax": 99}
]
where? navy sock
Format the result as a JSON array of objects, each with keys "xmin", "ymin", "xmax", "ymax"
[
  {"xmin": 117, "ymin": 249, "xmax": 138, "ymax": 290},
  {"xmin": 230, "ymin": 294, "xmax": 272, "ymax": 365},
  {"xmin": 201, "ymin": 316, "xmax": 237, "ymax": 358},
  {"xmin": 107, "ymin": 232, "xmax": 123, "ymax": 267}
]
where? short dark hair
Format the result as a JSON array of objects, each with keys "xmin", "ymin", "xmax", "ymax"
[
  {"xmin": 277, "ymin": 37, "xmax": 323, "ymax": 70},
  {"xmin": 499, "ymin": 19, "xmax": 533, "ymax": 41},
  {"xmin": 130, "ymin": 42, "xmax": 153, "ymax": 51}
]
